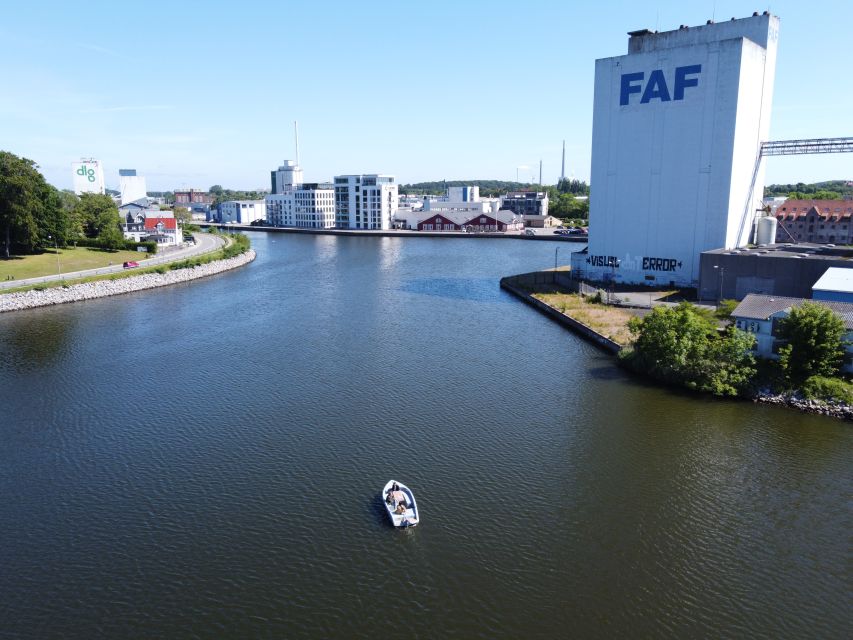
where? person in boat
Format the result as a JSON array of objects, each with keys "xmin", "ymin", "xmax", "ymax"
[
  {"xmin": 395, "ymin": 503, "xmax": 406, "ymax": 514},
  {"xmin": 391, "ymin": 490, "xmax": 406, "ymax": 506}
]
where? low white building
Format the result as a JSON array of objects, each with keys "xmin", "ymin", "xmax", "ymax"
[
  {"xmin": 219, "ymin": 200, "xmax": 267, "ymax": 225},
  {"xmin": 732, "ymin": 293, "xmax": 853, "ymax": 372}
]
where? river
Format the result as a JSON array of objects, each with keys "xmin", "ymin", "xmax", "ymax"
[{"xmin": 1, "ymin": 232, "xmax": 849, "ymax": 639}]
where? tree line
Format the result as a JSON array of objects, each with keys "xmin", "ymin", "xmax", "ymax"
[
  {"xmin": 1, "ymin": 151, "xmax": 130, "ymax": 259},
  {"xmin": 209, "ymin": 184, "xmax": 266, "ymax": 207},
  {"xmin": 765, "ymin": 180, "xmax": 853, "ymax": 201}
]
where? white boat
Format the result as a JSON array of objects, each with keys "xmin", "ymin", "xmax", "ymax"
[{"xmin": 382, "ymin": 479, "xmax": 419, "ymax": 528}]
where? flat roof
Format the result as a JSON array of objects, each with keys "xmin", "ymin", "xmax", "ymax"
[
  {"xmin": 813, "ymin": 267, "xmax": 853, "ymax": 293},
  {"xmin": 703, "ymin": 243, "xmax": 853, "ymax": 261}
]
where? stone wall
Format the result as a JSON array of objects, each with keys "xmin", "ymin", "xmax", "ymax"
[{"xmin": 0, "ymin": 250, "xmax": 256, "ymax": 313}]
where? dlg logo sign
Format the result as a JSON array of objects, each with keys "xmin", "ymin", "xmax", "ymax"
[
  {"xmin": 620, "ymin": 65, "xmax": 702, "ymax": 105},
  {"xmin": 76, "ymin": 165, "xmax": 96, "ymax": 182}
]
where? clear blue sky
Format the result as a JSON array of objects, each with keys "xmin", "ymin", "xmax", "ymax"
[{"xmin": 2, "ymin": 0, "xmax": 850, "ymax": 191}]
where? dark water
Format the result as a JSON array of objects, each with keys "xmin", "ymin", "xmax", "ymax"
[{"xmin": 1, "ymin": 233, "xmax": 850, "ymax": 639}]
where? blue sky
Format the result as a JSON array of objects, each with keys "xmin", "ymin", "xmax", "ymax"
[{"xmin": 2, "ymin": 0, "xmax": 851, "ymax": 191}]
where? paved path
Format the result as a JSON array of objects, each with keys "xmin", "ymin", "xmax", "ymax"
[{"xmin": 0, "ymin": 233, "xmax": 224, "ymax": 290}]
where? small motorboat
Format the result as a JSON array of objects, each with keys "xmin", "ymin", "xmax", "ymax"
[{"xmin": 382, "ymin": 479, "xmax": 419, "ymax": 528}]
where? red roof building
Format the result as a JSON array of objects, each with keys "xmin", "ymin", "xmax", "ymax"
[{"xmin": 775, "ymin": 199, "xmax": 853, "ymax": 244}]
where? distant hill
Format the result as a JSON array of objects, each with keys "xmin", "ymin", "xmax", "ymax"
[
  {"xmin": 765, "ymin": 180, "xmax": 853, "ymax": 200},
  {"xmin": 400, "ymin": 179, "xmax": 589, "ymax": 198}
]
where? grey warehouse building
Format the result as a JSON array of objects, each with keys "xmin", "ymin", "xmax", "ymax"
[{"xmin": 698, "ymin": 243, "xmax": 853, "ymax": 301}]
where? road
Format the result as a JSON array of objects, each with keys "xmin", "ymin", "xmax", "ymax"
[{"xmin": 0, "ymin": 232, "xmax": 225, "ymax": 290}]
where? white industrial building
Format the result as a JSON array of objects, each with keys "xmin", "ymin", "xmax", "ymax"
[
  {"xmin": 572, "ymin": 13, "xmax": 780, "ymax": 286},
  {"xmin": 219, "ymin": 200, "xmax": 267, "ymax": 225},
  {"xmin": 72, "ymin": 159, "xmax": 105, "ymax": 195},
  {"xmin": 119, "ymin": 169, "xmax": 148, "ymax": 205},
  {"xmin": 271, "ymin": 160, "xmax": 304, "ymax": 194},
  {"xmin": 421, "ymin": 185, "xmax": 500, "ymax": 216}
]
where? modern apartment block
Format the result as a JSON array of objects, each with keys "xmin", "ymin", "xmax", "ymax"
[
  {"xmin": 334, "ymin": 174, "xmax": 398, "ymax": 230},
  {"xmin": 266, "ymin": 183, "xmax": 336, "ymax": 228},
  {"xmin": 501, "ymin": 192, "xmax": 549, "ymax": 216}
]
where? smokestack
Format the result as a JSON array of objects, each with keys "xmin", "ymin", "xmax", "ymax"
[
  {"xmin": 294, "ymin": 121, "xmax": 300, "ymax": 166},
  {"xmin": 561, "ymin": 140, "xmax": 566, "ymax": 182},
  {"xmin": 539, "ymin": 160, "xmax": 542, "ymax": 185}
]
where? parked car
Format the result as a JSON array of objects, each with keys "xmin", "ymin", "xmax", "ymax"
[
  {"xmin": 123, "ymin": 261, "xmax": 140, "ymax": 269},
  {"xmin": 524, "ymin": 228, "xmax": 536, "ymax": 236}
]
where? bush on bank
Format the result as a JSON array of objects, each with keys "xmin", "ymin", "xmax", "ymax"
[
  {"xmin": 619, "ymin": 302, "xmax": 757, "ymax": 397},
  {"xmin": 74, "ymin": 237, "xmax": 158, "ymax": 254}
]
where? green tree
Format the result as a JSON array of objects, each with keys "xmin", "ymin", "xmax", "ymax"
[
  {"xmin": 715, "ymin": 299, "xmax": 738, "ymax": 320},
  {"xmin": 777, "ymin": 302, "xmax": 847, "ymax": 383},
  {"xmin": 173, "ymin": 206, "xmax": 192, "ymax": 226},
  {"xmin": 73, "ymin": 193, "xmax": 119, "ymax": 238},
  {"xmin": 624, "ymin": 302, "xmax": 755, "ymax": 396},
  {"xmin": 701, "ymin": 326, "xmax": 757, "ymax": 396},
  {"xmin": 0, "ymin": 151, "xmax": 62, "ymax": 258}
]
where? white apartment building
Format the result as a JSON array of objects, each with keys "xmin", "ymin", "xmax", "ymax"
[
  {"xmin": 334, "ymin": 174, "xmax": 398, "ymax": 230},
  {"xmin": 219, "ymin": 200, "xmax": 267, "ymax": 225},
  {"xmin": 266, "ymin": 184, "xmax": 336, "ymax": 228}
]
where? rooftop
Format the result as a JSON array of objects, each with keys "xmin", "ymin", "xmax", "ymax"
[
  {"xmin": 704, "ymin": 243, "xmax": 853, "ymax": 261},
  {"xmin": 733, "ymin": 293, "xmax": 853, "ymax": 329},
  {"xmin": 813, "ymin": 267, "xmax": 853, "ymax": 294}
]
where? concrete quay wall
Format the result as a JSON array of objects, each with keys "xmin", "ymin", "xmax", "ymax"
[
  {"xmin": 500, "ymin": 271, "xmax": 622, "ymax": 354},
  {"xmin": 0, "ymin": 250, "xmax": 256, "ymax": 313}
]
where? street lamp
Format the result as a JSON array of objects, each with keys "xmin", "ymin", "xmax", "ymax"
[
  {"xmin": 608, "ymin": 258, "xmax": 620, "ymax": 304},
  {"xmin": 554, "ymin": 246, "xmax": 560, "ymax": 284},
  {"xmin": 47, "ymin": 234, "xmax": 61, "ymax": 280},
  {"xmin": 713, "ymin": 264, "xmax": 725, "ymax": 302}
]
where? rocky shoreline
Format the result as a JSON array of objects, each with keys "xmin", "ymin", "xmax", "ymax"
[
  {"xmin": 753, "ymin": 390, "xmax": 853, "ymax": 421},
  {"xmin": 0, "ymin": 249, "xmax": 256, "ymax": 313}
]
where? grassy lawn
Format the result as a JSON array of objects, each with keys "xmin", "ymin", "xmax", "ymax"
[
  {"xmin": 0, "ymin": 247, "xmax": 152, "ymax": 281},
  {"xmin": 533, "ymin": 291, "xmax": 639, "ymax": 346}
]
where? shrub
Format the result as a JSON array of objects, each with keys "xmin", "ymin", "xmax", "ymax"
[
  {"xmin": 624, "ymin": 301, "xmax": 756, "ymax": 396},
  {"xmin": 801, "ymin": 376, "xmax": 853, "ymax": 404},
  {"xmin": 777, "ymin": 302, "xmax": 847, "ymax": 384}
]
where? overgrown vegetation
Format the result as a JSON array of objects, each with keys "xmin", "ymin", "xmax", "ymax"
[
  {"xmin": 533, "ymin": 291, "xmax": 636, "ymax": 345},
  {"xmin": 801, "ymin": 376, "xmax": 853, "ymax": 404},
  {"xmin": 619, "ymin": 302, "xmax": 756, "ymax": 397}
]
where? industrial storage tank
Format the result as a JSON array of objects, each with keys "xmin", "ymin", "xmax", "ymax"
[{"xmin": 756, "ymin": 216, "xmax": 778, "ymax": 245}]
